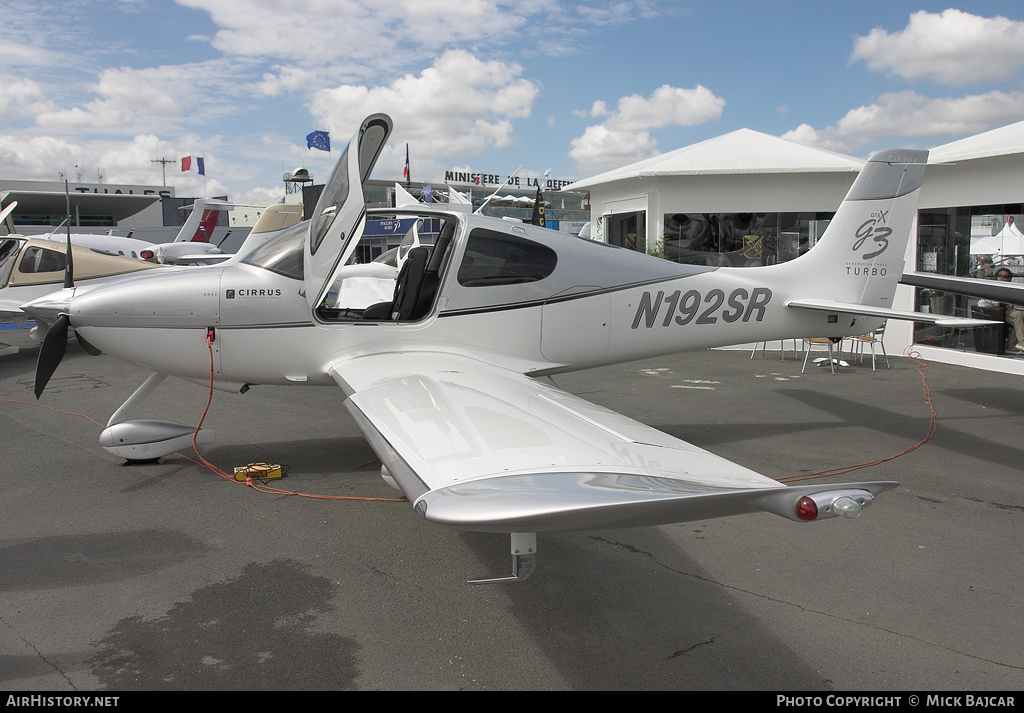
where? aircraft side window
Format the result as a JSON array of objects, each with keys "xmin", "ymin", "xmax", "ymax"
[
  {"xmin": 457, "ymin": 229, "xmax": 557, "ymax": 287},
  {"xmin": 18, "ymin": 246, "xmax": 66, "ymax": 274}
]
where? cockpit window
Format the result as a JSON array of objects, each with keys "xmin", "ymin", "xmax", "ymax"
[
  {"xmin": 457, "ymin": 229, "xmax": 557, "ymax": 287},
  {"xmin": 242, "ymin": 221, "xmax": 307, "ymax": 280},
  {"xmin": 19, "ymin": 246, "xmax": 66, "ymax": 274},
  {"xmin": 310, "ymin": 143, "xmax": 350, "ymax": 255}
]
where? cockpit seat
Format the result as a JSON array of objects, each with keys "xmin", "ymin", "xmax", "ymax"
[{"xmin": 363, "ymin": 246, "xmax": 430, "ymax": 321}]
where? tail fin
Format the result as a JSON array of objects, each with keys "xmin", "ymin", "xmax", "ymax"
[
  {"xmin": 174, "ymin": 199, "xmax": 236, "ymax": 244},
  {"xmin": 781, "ymin": 149, "xmax": 928, "ymax": 310}
]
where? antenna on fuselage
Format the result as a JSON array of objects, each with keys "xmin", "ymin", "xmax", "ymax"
[{"xmin": 63, "ymin": 180, "xmax": 74, "ymax": 289}]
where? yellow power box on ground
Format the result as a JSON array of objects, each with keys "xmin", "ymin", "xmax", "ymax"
[{"xmin": 234, "ymin": 462, "xmax": 283, "ymax": 481}]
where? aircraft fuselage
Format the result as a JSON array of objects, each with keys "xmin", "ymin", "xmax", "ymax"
[{"xmin": 68, "ymin": 207, "xmax": 888, "ymax": 392}]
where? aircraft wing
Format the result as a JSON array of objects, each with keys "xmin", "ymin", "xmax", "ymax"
[
  {"xmin": 329, "ymin": 351, "xmax": 894, "ymax": 533},
  {"xmin": 0, "ymin": 300, "xmax": 27, "ymax": 326},
  {"xmin": 785, "ymin": 298, "xmax": 995, "ymax": 327},
  {"xmin": 158, "ymin": 253, "xmax": 232, "ymax": 265}
]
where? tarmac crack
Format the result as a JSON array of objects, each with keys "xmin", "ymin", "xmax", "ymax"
[
  {"xmin": 0, "ymin": 615, "xmax": 78, "ymax": 689},
  {"xmin": 666, "ymin": 634, "xmax": 721, "ymax": 660},
  {"xmin": 966, "ymin": 497, "xmax": 1024, "ymax": 513},
  {"xmin": 590, "ymin": 535, "xmax": 1024, "ymax": 673}
]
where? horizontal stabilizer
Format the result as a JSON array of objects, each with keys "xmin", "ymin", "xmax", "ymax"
[
  {"xmin": 901, "ymin": 271, "xmax": 1024, "ymax": 305},
  {"xmin": 785, "ymin": 298, "xmax": 996, "ymax": 327}
]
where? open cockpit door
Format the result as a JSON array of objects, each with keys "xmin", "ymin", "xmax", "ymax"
[{"xmin": 304, "ymin": 114, "xmax": 393, "ymax": 313}]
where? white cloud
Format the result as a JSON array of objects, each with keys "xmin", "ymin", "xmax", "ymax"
[
  {"xmin": 34, "ymin": 61, "xmax": 250, "ymax": 135},
  {"xmin": 0, "ymin": 39, "xmax": 62, "ymax": 69},
  {"xmin": 851, "ymin": 9, "xmax": 1024, "ymax": 87},
  {"xmin": 569, "ymin": 125, "xmax": 658, "ymax": 176},
  {"xmin": 0, "ymin": 135, "xmax": 85, "ymax": 181},
  {"xmin": 603, "ymin": 84, "xmax": 725, "ymax": 131},
  {"xmin": 3, "ymin": 0, "xmax": 683, "ymax": 200},
  {"xmin": 782, "ymin": 90, "xmax": 1024, "ymax": 154},
  {"xmin": 0, "ymin": 78, "xmax": 56, "ymax": 119},
  {"xmin": 178, "ymin": 0, "xmax": 538, "ymax": 74},
  {"xmin": 569, "ymin": 84, "xmax": 725, "ymax": 174},
  {"xmin": 258, "ymin": 66, "xmax": 320, "ymax": 97},
  {"xmin": 309, "ymin": 50, "xmax": 539, "ymax": 176}
]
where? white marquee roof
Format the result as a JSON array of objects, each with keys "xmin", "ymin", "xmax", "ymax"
[
  {"xmin": 566, "ymin": 129, "xmax": 865, "ymax": 191},
  {"xmin": 929, "ymin": 120, "xmax": 1024, "ymax": 163}
]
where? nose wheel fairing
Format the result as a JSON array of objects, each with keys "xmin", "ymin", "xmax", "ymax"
[{"xmin": 98, "ymin": 372, "xmax": 214, "ymax": 462}]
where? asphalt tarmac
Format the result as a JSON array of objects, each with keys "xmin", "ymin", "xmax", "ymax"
[{"xmin": 1, "ymin": 328, "xmax": 1021, "ymax": 691}]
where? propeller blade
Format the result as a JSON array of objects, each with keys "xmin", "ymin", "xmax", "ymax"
[
  {"xmin": 74, "ymin": 329, "xmax": 102, "ymax": 356},
  {"xmin": 34, "ymin": 314, "xmax": 70, "ymax": 399}
]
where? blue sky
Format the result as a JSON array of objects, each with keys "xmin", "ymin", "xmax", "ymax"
[{"xmin": 4, "ymin": 1, "xmax": 1024, "ymax": 205}]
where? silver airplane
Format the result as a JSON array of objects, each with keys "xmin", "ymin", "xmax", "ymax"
[{"xmin": 25, "ymin": 114, "xmax": 988, "ymax": 582}]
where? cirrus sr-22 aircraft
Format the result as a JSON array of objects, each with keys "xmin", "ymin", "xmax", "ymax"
[{"xmin": 24, "ymin": 114, "xmax": 989, "ymax": 582}]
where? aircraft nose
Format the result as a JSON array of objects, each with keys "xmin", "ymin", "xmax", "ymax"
[
  {"xmin": 71, "ymin": 268, "xmax": 221, "ymax": 329},
  {"xmin": 19, "ymin": 287, "xmax": 76, "ymax": 325}
]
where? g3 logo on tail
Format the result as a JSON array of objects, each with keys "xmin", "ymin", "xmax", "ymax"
[{"xmin": 853, "ymin": 210, "xmax": 891, "ymax": 260}]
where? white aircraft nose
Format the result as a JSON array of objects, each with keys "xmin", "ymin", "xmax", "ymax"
[
  {"xmin": 19, "ymin": 287, "xmax": 76, "ymax": 325},
  {"xmin": 70, "ymin": 268, "xmax": 221, "ymax": 329}
]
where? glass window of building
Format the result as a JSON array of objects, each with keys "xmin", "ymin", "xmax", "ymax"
[
  {"xmin": 660, "ymin": 212, "xmax": 834, "ymax": 266},
  {"xmin": 913, "ymin": 204, "xmax": 1024, "ymax": 354}
]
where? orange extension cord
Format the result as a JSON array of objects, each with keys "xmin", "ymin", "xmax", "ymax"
[
  {"xmin": 183, "ymin": 330, "xmax": 406, "ymax": 501},
  {"xmin": 775, "ymin": 346, "xmax": 936, "ymax": 483},
  {"xmin": 1, "ymin": 332, "xmax": 406, "ymax": 504},
  {"xmin": 4, "ymin": 342, "xmax": 936, "ymax": 495}
]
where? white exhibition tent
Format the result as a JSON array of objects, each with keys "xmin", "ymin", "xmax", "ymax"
[
  {"xmin": 970, "ymin": 216, "xmax": 1024, "ymax": 255},
  {"xmin": 567, "ymin": 128, "xmax": 864, "ymax": 190},
  {"xmin": 928, "ymin": 120, "xmax": 1024, "ymax": 164},
  {"xmin": 922, "ymin": 119, "xmax": 1024, "ymax": 209},
  {"xmin": 927, "ymin": 121, "xmax": 1024, "ymax": 256},
  {"xmin": 565, "ymin": 128, "xmax": 867, "ymax": 245}
]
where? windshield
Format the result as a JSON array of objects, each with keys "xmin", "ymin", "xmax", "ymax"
[{"xmin": 241, "ymin": 222, "xmax": 307, "ymax": 280}]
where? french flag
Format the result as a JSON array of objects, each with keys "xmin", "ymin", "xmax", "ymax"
[{"xmin": 181, "ymin": 156, "xmax": 206, "ymax": 176}]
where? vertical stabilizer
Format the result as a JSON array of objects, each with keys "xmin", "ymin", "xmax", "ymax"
[
  {"xmin": 174, "ymin": 199, "xmax": 236, "ymax": 244},
  {"xmin": 776, "ymin": 149, "xmax": 928, "ymax": 310}
]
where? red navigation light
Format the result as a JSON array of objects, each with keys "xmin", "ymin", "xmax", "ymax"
[{"xmin": 796, "ymin": 496, "xmax": 818, "ymax": 521}]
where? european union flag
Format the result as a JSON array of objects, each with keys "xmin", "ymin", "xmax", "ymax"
[{"xmin": 306, "ymin": 131, "xmax": 330, "ymax": 152}]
